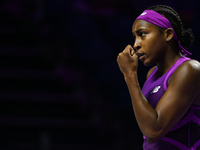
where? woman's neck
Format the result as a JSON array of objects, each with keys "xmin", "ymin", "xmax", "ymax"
[{"xmin": 156, "ymin": 52, "xmax": 182, "ymax": 77}]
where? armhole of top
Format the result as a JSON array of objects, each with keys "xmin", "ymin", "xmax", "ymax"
[
  {"xmin": 163, "ymin": 67, "xmax": 177, "ymax": 91},
  {"xmin": 163, "ymin": 57, "xmax": 190, "ymax": 91}
]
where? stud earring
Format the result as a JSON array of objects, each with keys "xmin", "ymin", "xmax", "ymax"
[{"xmin": 167, "ymin": 38, "xmax": 170, "ymax": 41}]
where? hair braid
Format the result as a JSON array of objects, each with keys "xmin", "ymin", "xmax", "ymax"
[{"xmin": 147, "ymin": 5, "xmax": 194, "ymax": 50}]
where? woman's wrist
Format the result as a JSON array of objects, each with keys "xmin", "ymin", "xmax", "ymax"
[{"xmin": 124, "ymin": 72, "xmax": 140, "ymax": 86}]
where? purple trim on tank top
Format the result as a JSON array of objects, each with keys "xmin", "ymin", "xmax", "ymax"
[
  {"xmin": 145, "ymin": 67, "xmax": 158, "ymax": 83},
  {"xmin": 161, "ymin": 137, "xmax": 190, "ymax": 149},
  {"xmin": 161, "ymin": 138, "xmax": 200, "ymax": 150},
  {"xmin": 192, "ymin": 140, "xmax": 200, "ymax": 150},
  {"xmin": 163, "ymin": 56, "xmax": 190, "ymax": 91},
  {"xmin": 144, "ymin": 125, "xmax": 200, "ymax": 149},
  {"xmin": 171, "ymin": 110, "xmax": 194, "ymax": 131},
  {"xmin": 192, "ymin": 115, "xmax": 200, "ymax": 125}
]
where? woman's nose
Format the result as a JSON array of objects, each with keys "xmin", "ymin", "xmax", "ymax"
[{"xmin": 133, "ymin": 39, "xmax": 141, "ymax": 51}]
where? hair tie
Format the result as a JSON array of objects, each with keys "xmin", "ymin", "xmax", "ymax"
[{"xmin": 178, "ymin": 41, "xmax": 192, "ymax": 56}]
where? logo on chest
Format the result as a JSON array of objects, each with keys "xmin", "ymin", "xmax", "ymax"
[{"xmin": 151, "ymin": 86, "xmax": 161, "ymax": 94}]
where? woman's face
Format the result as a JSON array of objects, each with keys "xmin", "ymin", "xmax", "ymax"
[{"xmin": 132, "ymin": 19, "xmax": 167, "ymax": 66}]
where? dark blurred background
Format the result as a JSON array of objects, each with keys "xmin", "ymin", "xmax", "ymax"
[{"xmin": 0, "ymin": 0, "xmax": 199, "ymax": 150}]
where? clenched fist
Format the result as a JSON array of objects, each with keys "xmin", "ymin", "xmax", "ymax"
[{"xmin": 117, "ymin": 45, "xmax": 139, "ymax": 76}]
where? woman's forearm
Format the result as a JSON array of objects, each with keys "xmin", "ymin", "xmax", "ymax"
[{"xmin": 124, "ymin": 73, "xmax": 160, "ymax": 142}]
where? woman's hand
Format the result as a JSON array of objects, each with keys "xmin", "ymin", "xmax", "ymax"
[{"xmin": 117, "ymin": 45, "xmax": 138, "ymax": 77}]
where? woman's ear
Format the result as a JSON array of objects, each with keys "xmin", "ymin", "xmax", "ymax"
[{"xmin": 165, "ymin": 28, "xmax": 174, "ymax": 41}]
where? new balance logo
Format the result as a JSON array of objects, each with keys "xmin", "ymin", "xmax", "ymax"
[
  {"xmin": 141, "ymin": 12, "xmax": 147, "ymax": 16},
  {"xmin": 151, "ymin": 86, "xmax": 161, "ymax": 94}
]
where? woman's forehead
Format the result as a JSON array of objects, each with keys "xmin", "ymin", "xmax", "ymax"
[{"xmin": 132, "ymin": 19, "xmax": 155, "ymax": 32}]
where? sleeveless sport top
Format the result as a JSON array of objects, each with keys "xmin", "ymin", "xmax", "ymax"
[{"xmin": 142, "ymin": 56, "xmax": 200, "ymax": 150}]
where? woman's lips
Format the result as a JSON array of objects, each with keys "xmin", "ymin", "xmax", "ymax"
[{"xmin": 136, "ymin": 53, "xmax": 145, "ymax": 61}]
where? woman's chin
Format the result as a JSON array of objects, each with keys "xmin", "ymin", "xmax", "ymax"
[{"xmin": 142, "ymin": 59, "xmax": 154, "ymax": 66}]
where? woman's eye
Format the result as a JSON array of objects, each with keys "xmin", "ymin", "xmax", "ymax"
[{"xmin": 141, "ymin": 32, "xmax": 147, "ymax": 36}]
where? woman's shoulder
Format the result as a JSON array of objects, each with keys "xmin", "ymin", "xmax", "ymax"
[
  {"xmin": 177, "ymin": 59, "xmax": 200, "ymax": 74},
  {"xmin": 171, "ymin": 59, "xmax": 200, "ymax": 85},
  {"xmin": 170, "ymin": 59, "xmax": 200, "ymax": 105}
]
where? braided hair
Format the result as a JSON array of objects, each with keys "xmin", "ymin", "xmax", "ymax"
[{"xmin": 147, "ymin": 5, "xmax": 194, "ymax": 50}]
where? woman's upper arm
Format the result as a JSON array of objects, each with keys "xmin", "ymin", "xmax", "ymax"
[{"xmin": 149, "ymin": 60, "xmax": 200, "ymax": 141}]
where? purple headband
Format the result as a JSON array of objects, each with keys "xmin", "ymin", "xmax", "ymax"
[{"xmin": 136, "ymin": 10, "xmax": 192, "ymax": 56}]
